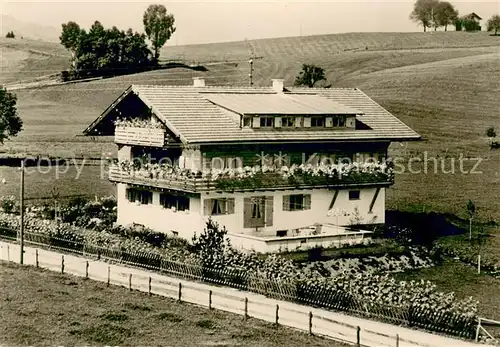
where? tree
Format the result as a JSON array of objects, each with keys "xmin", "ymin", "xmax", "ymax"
[
  {"xmin": 60, "ymin": 22, "xmax": 84, "ymax": 55},
  {"xmin": 5, "ymin": 31, "xmax": 15, "ymax": 38},
  {"xmin": 434, "ymin": 1, "xmax": 458, "ymax": 31},
  {"xmin": 486, "ymin": 127, "xmax": 496, "ymax": 139},
  {"xmin": 294, "ymin": 64, "xmax": 326, "ymax": 87},
  {"xmin": 191, "ymin": 218, "xmax": 228, "ymax": 269},
  {"xmin": 60, "ymin": 21, "xmax": 153, "ymax": 79},
  {"xmin": 487, "ymin": 14, "xmax": 500, "ymax": 35},
  {"xmin": 466, "ymin": 200, "xmax": 476, "ymax": 241},
  {"xmin": 410, "ymin": 0, "xmax": 440, "ymax": 32},
  {"xmin": 143, "ymin": 4, "xmax": 176, "ymax": 61},
  {"xmin": 0, "ymin": 86, "xmax": 23, "ymax": 144}
]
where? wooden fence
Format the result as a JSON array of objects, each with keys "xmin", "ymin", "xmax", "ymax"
[
  {"xmin": 1, "ymin": 241, "xmax": 467, "ymax": 347},
  {"xmin": 0, "ymin": 228, "xmax": 478, "ymax": 340}
]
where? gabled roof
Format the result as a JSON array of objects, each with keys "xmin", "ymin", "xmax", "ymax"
[
  {"xmin": 464, "ymin": 12, "xmax": 482, "ymax": 20},
  {"xmin": 83, "ymin": 84, "xmax": 421, "ymax": 144}
]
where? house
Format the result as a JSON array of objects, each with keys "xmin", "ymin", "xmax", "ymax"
[
  {"xmin": 83, "ymin": 78, "xmax": 420, "ymax": 253},
  {"xmin": 456, "ymin": 13, "xmax": 482, "ymax": 31}
]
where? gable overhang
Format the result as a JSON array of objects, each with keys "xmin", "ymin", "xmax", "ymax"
[{"xmin": 82, "ymin": 85, "xmax": 189, "ymax": 144}]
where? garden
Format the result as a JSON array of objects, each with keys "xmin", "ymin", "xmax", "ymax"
[{"xmin": 0, "ymin": 195, "xmax": 487, "ymax": 339}]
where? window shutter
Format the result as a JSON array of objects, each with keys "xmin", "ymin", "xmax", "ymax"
[
  {"xmin": 274, "ymin": 116, "xmax": 282, "ymax": 128},
  {"xmin": 204, "ymin": 199, "xmax": 212, "ymax": 215},
  {"xmin": 304, "ymin": 194, "xmax": 311, "ymax": 210},
  {"xmin": 265, "ymin": 196, "xmax": 273, "ymax": 227},
  {"xmin": 303, "ymin": 116, "xmax": 311, "ymax": 128},
  {"xmin": 325, "ymin": 117, "xmax": 333, "ymax": 128},
  {"xmin": 347, "ymin": 116, "xmax": 356, "ymax": 128},
  {"xmin": 243, "ymin": 197, "xmax": 253, "ymax": 228},
  {"xmin": 294, "ymin": 116, "xmax": 302, "ymax": 128},
  {"xmin": 252, "ymin": 116, "xmax": 260, "ymax": 128},
  {"xmin": 227, "ymin": 198, "xmax": 235, "ymax": 214},
  {"xmin": 282, "ymin": 195, "xmax": 290, "ymax": 211}
]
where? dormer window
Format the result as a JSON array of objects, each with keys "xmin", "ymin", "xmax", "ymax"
[
  {"xmin": 260, "ymin": 116, "xmax": 274, "ymax": 127},
  {"xmin": 338, "ymin": 115, "xmax": 346, "ymax": 127},
  {"xmin": 311, "ymin": 116, "xmax": 325, "ymax": 128},
  {"xmin": 243, "ymin": 116, "xmax": 252, "ymax": 127},
  {"xmin": 282, "ymin": 116, "xmax": 295, "ymax": 128}
]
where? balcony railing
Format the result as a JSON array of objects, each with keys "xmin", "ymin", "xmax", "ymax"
[
  {"xmin": 108, "ymin": 162, "xmax": 394, "ymax": 193},
  {"xmin": 114, "ymin": 127, "xmax": 167, "ymax": 147}
]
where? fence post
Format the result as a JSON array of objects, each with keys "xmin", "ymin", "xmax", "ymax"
[
  {"xmin": 209, "ymin": 290, "xmax": 212, "ymax": 310},
  {"xmin": 357, "ymin": 326, "xmax": 361, "ymax": 347},
  {"xmin": 275, "ymin": 304, "xmax": 279, "ymax": 325},
  {"xmin": 178, "ymin": 282, "xmax": 182, "ymax": 302},
  {"xmin": 396, "ymin": 333, "xmax": 399, "ymax": 347},
  {"xmin": 309, "ymin": 311, "xmax": 313, "ymax": 335},
  {"xmin": 107, "ymin": 266, "xmax": 110, "ymax": 287},
  {"xmin": 244, "ymin": 297, "xmax": 248, "ymax": 320},
  {"xmin": 475, "ymin": 318, "xmax": 481, "ymax": 342},
  {"xmin": 7, "ymin": 244, "xmax": 10, "ymax": 261},
  {"xmin": 85, "ymin": 261, "xmax": 89, "ymax": 279},
  {"xmin": 61, "ymin": 255, "xmax": 64, "ymax": 274},
  {"xmin": 478, "ymin": 254, "xmax": 481, "ymax": 274},
  {"xmin": 148, "ymin": 276, "xmax": 151, "ymax": 295},
  {"xmin": 129, "ymin": 274, "xmax": 132, "ymax": 291},
  {"xmin": 35, "ymin": 249, "xmax": 39, "ymax": 268}
]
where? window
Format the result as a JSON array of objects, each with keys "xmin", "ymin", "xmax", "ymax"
[
  {"xmin": 349, "ymin": 190, "xmax": 360, "ymax": 200},
  {"xmin": 160, "ymin": 193, "xmax": 190, "ymax": 211},
  {"xmin": 126, "ymin": 188, "xmax": 152, "ymax": 205},
  {"xmin": 204, "ymin": 198, "xmax": 235, "ymax": 216},
  {"xmin": 311, "ymin": 116, "xmax": 325, "ymax": 127},
  {"xmin": 243, "ymin": 116, "xmax": 252, "ymax": 127},
  {"xmin": 276, "ymin": 230, "xmax": 288, "ymax": 237},
  {"xmin": 208, "ymin": 157, "xmax": 243, "ymax": 170},
  {"xmin": 282, "ymin": 116, "xmax": 295, "ymax": 128},
  {"xmin": 338, "ymin": 115, "xmax": 346, "ymax": 127},
  {"xmin": 283, "ymin": 194, "xmax": 311, "ymax": 211},
  {"xmin": 332, "ymin": 116, "xmax": 339, "ymax": 127},
  {"xmin": 260, "ymin": 116, "xmax": 274, "ymax": 127}
]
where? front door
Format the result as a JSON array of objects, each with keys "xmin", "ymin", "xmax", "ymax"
[{"xmin": 244, "ymin": 196, "xmax": 273, "ymax": 229}]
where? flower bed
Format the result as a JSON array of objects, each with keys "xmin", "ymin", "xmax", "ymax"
[
  {"xmin": 114, "ymin": 118, "xmax": 165, "ymax": 129},
  {"xmin": 112, "ymin": 160, "xmax": 394, "ymax": 190}
]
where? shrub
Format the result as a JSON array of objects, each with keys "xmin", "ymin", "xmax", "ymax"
[
  {"xmin": 191, "ymin": 219, "xmax": 228, "ymax": 269},
  {"xmin": 0, "ymin": 196, "xmax": 17, "ymax": 214}
]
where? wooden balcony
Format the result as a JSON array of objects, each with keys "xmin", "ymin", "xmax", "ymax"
[
  {"xmin": 109, "ymin": 166, "xmax": 393, "ymax": 193},
  {"xmin": 114, "ymin": 127, "xmax": 166, "ymax": 147}
]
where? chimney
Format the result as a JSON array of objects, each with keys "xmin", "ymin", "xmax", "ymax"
[
  {"xmin": 272, "ymin": 79, "xmax": 284, "ymax": 93},
  {"xmin": 193, "ymin": 77, "xmax": 205, "ymax": 87}
]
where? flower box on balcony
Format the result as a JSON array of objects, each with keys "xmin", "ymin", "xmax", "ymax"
[{"xmin": 114, "ymin": 127, "xmax": 166, "ymax": 147}]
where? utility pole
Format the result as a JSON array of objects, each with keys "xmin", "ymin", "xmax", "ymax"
[
  {"xmin": 248, "ymin": 56, "xmax": 254, "ymax": 86},
  {"xmin": 19, "ymin": 159, "xmax": 25, "ymax": 265}
]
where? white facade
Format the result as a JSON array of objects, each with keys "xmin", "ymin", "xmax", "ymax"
[{"xmin": 116, "ymin": 182, "xmax": 385, "ymax": 242}]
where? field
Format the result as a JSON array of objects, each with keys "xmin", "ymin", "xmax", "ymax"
[
  {"xmin": 0, "ymin": 31, "xmax": 500, "ymax": 217},
  {"xmin": 0, "ymin": 261, "xmax": 347, "ymax": 346}
]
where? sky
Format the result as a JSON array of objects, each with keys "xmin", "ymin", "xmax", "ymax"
[{"xmin": 1, "ymin": 0, "xmax": 499, "ymax": 45}]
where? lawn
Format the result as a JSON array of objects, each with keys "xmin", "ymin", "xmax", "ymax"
[{"xmin": 0, "ymin": 261, "xmax": 348, "ymax": 346}]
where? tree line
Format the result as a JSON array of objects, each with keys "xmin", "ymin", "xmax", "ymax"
[
  {"xmin": 410, "ymin": 0, "xmax": 500, "ymax": 33},
  {"xmin": 59, "ymin": 4, "xmax": 175, "ymax": 80}
]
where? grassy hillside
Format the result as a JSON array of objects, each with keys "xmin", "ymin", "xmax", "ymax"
[
  {"xmin": 0, "ymin": 261, "xmax": 346, "ymax": 346},
  {"xmin": 0, "ymin": 37, "xmax": 69, "ymax": 85},
  {"xmin": 0, "ymin": 31, "xmax": 499, "ymax": 218}
]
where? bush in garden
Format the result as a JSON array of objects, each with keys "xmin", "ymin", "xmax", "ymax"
[
  {"xmin": 0, "ymin": 196, "xmax": 17, "ymax": 214},
  {"xmin": 191, "ymin": 218, "xmax": 228, "ymax": 270}
]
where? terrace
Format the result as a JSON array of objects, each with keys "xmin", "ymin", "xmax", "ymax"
[{"xmin": 108, "ymin": 161, "xmax": 394, "ymax": 193}]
